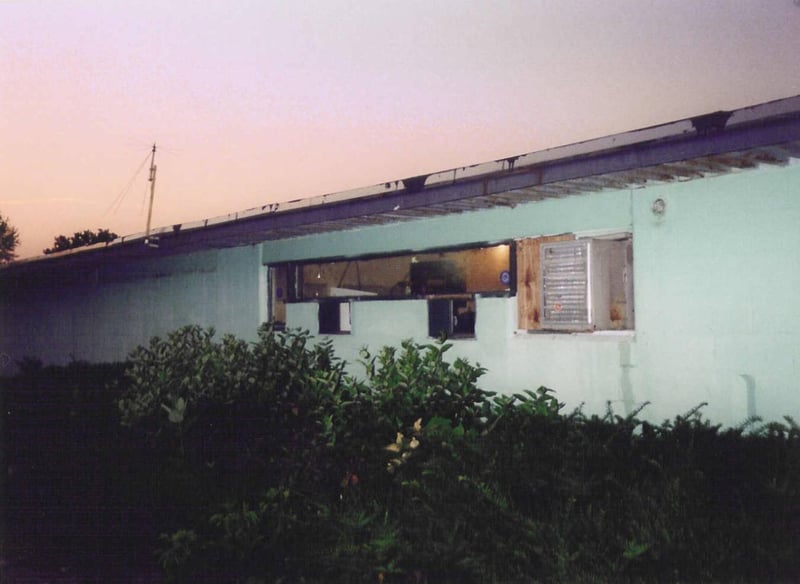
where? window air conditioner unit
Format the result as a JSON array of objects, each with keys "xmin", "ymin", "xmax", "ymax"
[{"xmin": 540, "ymin": 239, "xmax": 632, "ymax": 331}]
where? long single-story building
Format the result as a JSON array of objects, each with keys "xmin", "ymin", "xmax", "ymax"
[{"xmin": 3, "ymin": 95, "xmax": 800, "ymax": 425}]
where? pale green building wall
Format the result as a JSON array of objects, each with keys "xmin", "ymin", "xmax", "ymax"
[
  {"xmin": 273, "ymin": 162, "xmax": 800, "ymax": 425},
  {"xmin": 2, "ymin": 163, "xmax": 799, "ymax": 425},
  {"xmin": 630, "ymin": 163, "xmax": 800, "ymax": 423},
  {"xmin": 0, "ymin": 245, "xmax": 263, "ymax": 366}
]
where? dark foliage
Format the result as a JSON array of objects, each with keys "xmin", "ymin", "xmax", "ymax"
[
  {"xmin": 43, "ymin": 228, "xmax": 118, "ymax": 254},
  {"xmin": 0, "ymin": 212, "xmax": 20, "ymax": 264},
  {"xmin": 1, "ymin": 358, "xmax": 161, "ymax": 576},
  {"xmin": 3, "ymin": 325, "xmax": 800, "ymax": 583}
]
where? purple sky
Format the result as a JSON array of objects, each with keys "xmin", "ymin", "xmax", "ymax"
[{"xmin": 3, "ymin": 0, "xmax": 800, "ymax": 258}]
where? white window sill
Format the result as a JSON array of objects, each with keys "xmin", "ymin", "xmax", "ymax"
[{"xmin": 514, "ymin": 329, "xmax": 635, "ymax": 342}]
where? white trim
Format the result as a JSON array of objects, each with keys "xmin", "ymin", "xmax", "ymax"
[
  {"xmin": 574, "ymin": 228, "xmax": 632, "ymax": 239},
  {"xmin": 513, "ymin": 329, "xmax": 635, "ymax": 342}
]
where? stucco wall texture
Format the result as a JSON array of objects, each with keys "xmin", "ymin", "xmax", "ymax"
[{"xmin": 2, "ymin": 162, "xmax": 798, "ymax": 426}]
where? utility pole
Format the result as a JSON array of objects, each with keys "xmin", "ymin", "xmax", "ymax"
[{"xmin": 145, "ymin": 143, "xmax": 158, "ymax": 247}]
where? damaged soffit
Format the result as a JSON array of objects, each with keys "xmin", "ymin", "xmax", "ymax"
[{"xmin": 5, "ymin": 93, "xmax": 800, "ymax": 272}]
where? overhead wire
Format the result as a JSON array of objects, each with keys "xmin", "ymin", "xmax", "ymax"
[{"xmin": 103, "ymin": 149, "xmax": 153, "ymax": 217}]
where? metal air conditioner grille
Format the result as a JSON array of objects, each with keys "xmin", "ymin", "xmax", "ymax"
[{"xmin": 541, "ymin": 240, "xmax": 590, "ymax": 328}]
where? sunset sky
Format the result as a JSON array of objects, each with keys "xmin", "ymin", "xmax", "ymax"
[{"xmin": 2, "ymin": 0, "xmax": 800, "ymax": 259}]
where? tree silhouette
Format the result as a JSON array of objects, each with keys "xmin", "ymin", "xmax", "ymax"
[
  {"xmin": 0, "ymin": 213, "xmax": 20, "ymax": 264},
  {"xmin": 44, "ymin": 228, "xmax": 118, "ymax": 255}
]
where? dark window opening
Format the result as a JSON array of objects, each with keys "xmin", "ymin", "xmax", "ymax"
[
  {"xmin": 318, "ymin": 298, "xmax": 351, "ymax": 335},
  {"xmin": 428, "ymin": 297, "xmax": 476, "ymax": 339}
]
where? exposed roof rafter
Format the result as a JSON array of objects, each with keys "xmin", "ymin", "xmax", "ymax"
[{"xmin": 4, "ymin": 94, "xmax": 800, "ymax": 276}]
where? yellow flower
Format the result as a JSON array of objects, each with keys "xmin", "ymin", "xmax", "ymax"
[{"xmin": 385, "ymin": 432, "xmax": 404, "ymax": 452}]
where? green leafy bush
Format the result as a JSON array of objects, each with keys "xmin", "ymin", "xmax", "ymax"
[
  {"xmin": 117, "ymin": 326, "xmax": 505, "ymax": 582},
  {"xmin": 118, "ymin": 326, "xmax": 800, "ymax": 583},
  {"xmin": 4, "ymin": 325, "xmax": 800, "ymax": 583}
]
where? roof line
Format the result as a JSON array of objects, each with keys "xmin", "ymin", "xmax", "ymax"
[{"xmin": 4, "ymin": 93, "xmax": 800, "ymax": 272}]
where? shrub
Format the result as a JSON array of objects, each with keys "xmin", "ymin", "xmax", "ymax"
[
  {"xmin": 120, "ymin": 326, "xmax": 800, "ymax": 583},
  {"xmin": 5, "ymin": 326, "xmax": 800, "ymax": 583}
]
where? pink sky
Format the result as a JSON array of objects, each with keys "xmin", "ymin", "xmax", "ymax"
[{"xmin": 2, "ymin": 0, "xmax": 800, "ymax": 259}]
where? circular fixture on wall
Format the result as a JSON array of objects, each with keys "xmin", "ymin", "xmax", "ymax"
[{"xmin": 651, "ymin": 198, "xmax": 666, "ymax": 216}]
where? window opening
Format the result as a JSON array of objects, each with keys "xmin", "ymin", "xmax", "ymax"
[
  {"xmin": 428, "ymin": 297, "xmax": 476, "ymax": 338},
  {"xmin": 269, "ymin": 243, "xmax": 510, "ymax": 337},
  {"xmin": 318, "ymin": 298, "xmax": 351, "ymax": 335},
  {"xmin": 268, "ymin": 265, "xmax": 288, "ymax": 329},
  {"xmin": 297, "ymin": 243, "xmax": 510, "ymax": 300}
]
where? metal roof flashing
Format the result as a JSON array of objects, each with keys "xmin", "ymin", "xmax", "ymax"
[{"xmin": 3, "ymin": 94, "xmax": 800, "ymax": 275}]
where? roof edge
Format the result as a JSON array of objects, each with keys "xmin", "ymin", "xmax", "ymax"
[{"xmin": 5, "ymin": 93, "xmax": 800, "ymax": 271}]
